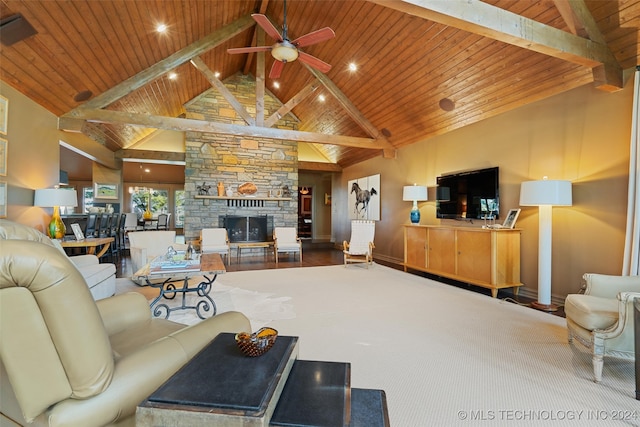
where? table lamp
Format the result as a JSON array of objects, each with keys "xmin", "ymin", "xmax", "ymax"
[
  {"xmin": 520, "ymin": 178, "xmax": 572, "ymax": 311},
  {"xmin": 403, "ymin": 184, "xmax": 428, "ymax": 224},
  {"xmin": 34, "ymin": 188, "xmax": 78, "ymax": 239}
]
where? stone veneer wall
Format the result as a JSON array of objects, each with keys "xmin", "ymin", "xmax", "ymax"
[{"xmin": 183, "ymin": 73, "xmax": 299, "ymax": 242}]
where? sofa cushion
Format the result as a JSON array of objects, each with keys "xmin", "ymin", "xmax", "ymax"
[
  {"xmin": 81, "ymin": 263, "xmax": 116, "ymax": 288},
  {"xmin": 564, "ymin": 294, "xmax": 618, "ymax": 331}
]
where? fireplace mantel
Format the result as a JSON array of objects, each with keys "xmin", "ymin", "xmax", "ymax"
[
  {"xmin": 194, "ymin": 195, "xmax": 291, "ymax": 201},
  {"xmin": 195, "ymin": 195, "xmax": 292, "ymax": 208}
]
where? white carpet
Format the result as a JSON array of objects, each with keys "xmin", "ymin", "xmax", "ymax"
[{"xmin": 118, "ymin": 264, "xmax": 639, "ymax": 426}]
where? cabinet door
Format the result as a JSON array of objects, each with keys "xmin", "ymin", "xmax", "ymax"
[
  {"xmin": 456, "ymin": 230, "xmax": 491, "ymax": 284},
  {"xmin": 428, "ymin": 228, "xmax": 455, "ymax": 274},
  {"xmin": 405, "ymin": 227, "xmax": 427, "ymax": 269}
]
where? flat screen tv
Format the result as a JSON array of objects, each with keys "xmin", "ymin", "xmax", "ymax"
[{"xmin": 436, "ymin": 167, "xmax": 499, "ymax": 220}]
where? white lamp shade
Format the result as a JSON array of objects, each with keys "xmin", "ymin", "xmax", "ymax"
[
  {"xmin": 34, "ymin": 188, "xmax": 78, "ymax": 207},
  {"xmin": 403, "ymin": 185, "xmax": 428, "ymax": 201},
  {"xmin": 519, "ymin": 180, "xmax": 572, "ymax": 206}
]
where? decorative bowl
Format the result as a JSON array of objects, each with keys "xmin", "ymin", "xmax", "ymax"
[{"xmin": 235, "ymin": 327, "xmax": 278, "ymax": 357}]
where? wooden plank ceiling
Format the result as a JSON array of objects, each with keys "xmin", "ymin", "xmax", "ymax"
[{"xmin": 1, "ymin": 0, "xmax": 639, "ymax": 170}]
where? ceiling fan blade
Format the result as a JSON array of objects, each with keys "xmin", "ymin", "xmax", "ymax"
[
  {"xmin": 292, "ymin": 27, "xmax": 335, "ymax": 48},
  {"xmin": 227, "ymin": 46, "xmax": 272, "ymax": 54},
  {"xmin": 251, "ymin": 14, "xmax": 283, "ymax": 42},
  {"xmin": 269, "ymin": 60, "xmax": 285, "ymax": 79},
  {"xmin": 298, "ymin": 51, "xmax": 332, "ymax": 73}
]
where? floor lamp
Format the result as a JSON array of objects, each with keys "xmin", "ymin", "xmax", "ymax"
[{"xmin": 519, "ymin": 178, "xmax": 572, "ymax": 311}]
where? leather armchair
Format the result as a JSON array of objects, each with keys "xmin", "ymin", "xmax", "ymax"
[
  {"xmin": 565, "ymin": 273, "xmax": 640, "ymax": 382},
  {"xmin": 0, "ymin": 220, "xmax": 250, "ymax": 426}
]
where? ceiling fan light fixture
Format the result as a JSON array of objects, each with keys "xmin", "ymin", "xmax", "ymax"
[{"xmin": 271, "ymin": 41, "xmax": 299, "ymax": 62}]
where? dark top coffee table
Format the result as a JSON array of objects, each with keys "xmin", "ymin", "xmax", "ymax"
[{"xmin": 136, "ymin": 333, "xmax": 299, "ymax": 426}]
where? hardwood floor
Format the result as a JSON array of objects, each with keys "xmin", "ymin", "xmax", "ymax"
[
  {"xmin": 111, "ymin": 240, "xmax": 565, "ymax": 317},
  {"xmin": 113, "ymin": 241, "xmax": 345, "ymax": 278}
]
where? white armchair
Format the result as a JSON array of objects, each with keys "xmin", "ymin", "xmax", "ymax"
[
  {"xmin": 343, "ymin": 220, "xmax": 375, "ymax": 267},
  {"xmin": 273, "ymin": 227, "xmax": 302, "ymax": 265},
  {"xmin": 128, "ymin": 231, "xmax": 184, "ymax": 276},
  {"xmin": 200, "ymin": 228, "xmax": 231, "ymax": 263},
  {"xmin": 565, "ymin": 273, "xmax": 640, "ymax": 382}
]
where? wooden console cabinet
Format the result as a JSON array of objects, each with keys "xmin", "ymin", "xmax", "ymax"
[{"xmin": 403, "ymin": 225, "xmax": 522, "ymax": 298}]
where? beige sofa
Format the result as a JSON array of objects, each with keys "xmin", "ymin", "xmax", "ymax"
[
  {"xmin": 50, "ymin": 240, "xmax": 116, "ymax": 300},
  {"xmin": 0, "ymin": 220, "xmax": 251, "ymax": 426}
]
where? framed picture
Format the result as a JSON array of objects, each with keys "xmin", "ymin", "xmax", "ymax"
[
  {"xmin": 0, "ymin": 95, "xmax": 7, "ymax": 135},
  {"xmin": 348, "ymin": 173, "xmax": 380, "ymax": 220},
  {"xmin": 94, "ymin": 183, "xmax": 118, "ymax": 200},
  {"xmin": 0, "ymin": 181, "xmax": 6, "ymax": 218},
  {"xmin": 71, "ymin": 223, "xmax": 85, "ymax": 240},
  {"xmin": 0, "ymin": 138, "xmax": 6, "ymax": 176},
  {"xmin": 502, "ymin": 208, "xmax": 521, "ymax": 229}
]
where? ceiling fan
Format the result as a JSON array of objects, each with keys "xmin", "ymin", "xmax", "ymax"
[{"xmin": 227, "ymin": 0, "xmax": 335, "ymax": 79}]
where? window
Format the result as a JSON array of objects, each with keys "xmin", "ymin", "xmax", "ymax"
[
  {"xmin": 174, "ymin": 190, "xmax": 185, "ymax": 228},
  {"xmin": 83, "ymin": 187, "xmax": 94, "ymax": 213},
  {"xmin": 130, "ymin": 188, "xmax": 169, "ymax": 217}
]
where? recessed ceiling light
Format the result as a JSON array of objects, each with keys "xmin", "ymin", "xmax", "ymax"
[
  {"xmin": 214, "ymin": 71, "xmax": 221, "ymax": 79},
  {"xmin": 273, "ymin": 82, "xmax": 280, "ymax": 89},
  {"xmin": 168, "ymin": 72, "xmax": 177, "ymax": 80},
  {"xmin": 318, "ymin": 94, "xmax": 326, "ymax": 102},
  {"xmin": 348, "ymin": 62, "xmax": 357, "ymax": 72},
  {"xmin": 144, "ymin": 168, "xmax": 151, "ymax": 173},
  {"xmin": 156, "ymin": 23, "xmax": 167, "ymax": 33}
]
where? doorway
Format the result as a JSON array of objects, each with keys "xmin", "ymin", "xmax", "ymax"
[{"xmin": 298, "ymin": 187, "xmax": 312, "ymax": 239}]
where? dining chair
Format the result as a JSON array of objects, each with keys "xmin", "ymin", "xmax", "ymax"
[{"xmin": 157, "ymin": 213, "xmax": 170, "ymax": 230}]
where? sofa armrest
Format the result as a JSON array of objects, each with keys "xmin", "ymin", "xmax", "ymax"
[
  {"xmin": 583, "ymin": 273, "xmax": 640, "ymax": 298},
  {"xmin": 96, "ymin": 293, "xmax": 151, "ymax": 336},
  {"xmin": 69, "ymin": 254, "xmax": 99, "ymax": 268}
]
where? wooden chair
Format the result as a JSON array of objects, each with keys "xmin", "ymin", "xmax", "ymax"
[
  {"xmin": 157, "ymin": 213, "xmax": 170, "ymax": 230},
  {"xmin": 343, "ymin": 220, "xmax": 375, "ymax": 267},
  {"xmin": 273, "ymin": 227, "xmax": 302, "ymax": 266}
]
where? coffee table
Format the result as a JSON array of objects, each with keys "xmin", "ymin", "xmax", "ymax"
[
  {"xmin": 137, "ymin": 333, "xmax": 299, "ymax": 427},
  {"xmin": 133, "ymin": 253, "xmax": 225, "ymax": 320}
]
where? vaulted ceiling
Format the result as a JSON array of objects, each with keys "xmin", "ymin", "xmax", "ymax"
[{"xmin": 1, "ymin": 0, "xmax": 639, "ymax": 171}]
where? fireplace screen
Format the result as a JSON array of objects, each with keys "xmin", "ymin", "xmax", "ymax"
[{"xmin": 220, "ymin": 215, "xmax": 270, "ymax": 243}]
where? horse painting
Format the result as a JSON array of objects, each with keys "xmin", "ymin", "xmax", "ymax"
[{"xmin": 351, "ymin": 182, "xmax": 378, "ymax": 217}]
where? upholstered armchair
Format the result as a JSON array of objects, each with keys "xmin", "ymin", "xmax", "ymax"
[
  {"xmin": 0, "ymin": 221, "xmax": 250, "ymax": 427},
  {"xmin": 273, "ymin": 227, "xmax": 302, "ymax": 265},
  {"xmin": 343, "ymin": 220, "xmax": 375, "ymax": 267},
  {"xmin": 565, "ymin": 273, "xmax": 640, "ymax": 382},
  {"xmin": 200, "ymin": 228, "xmax": 231, "ymax": 263},
  {"xmin": 128, "ymin": 230, "xmax": 185, "ymax": 275}
]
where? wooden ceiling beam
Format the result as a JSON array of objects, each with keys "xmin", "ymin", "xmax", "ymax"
[
  {"xmin": 69, "ymin": 108, "xmax": 390, "ymax": 150},
  {"xmin": 298, "ymin": 161, "xmax": 343, "ymax": 172},
  {"xmin": 304, "ymin": 64, "xmax": 396, "ymax": 158},
  {"xmin": 190, "ymin": 56, "xmax": 256, "ymax": 126},
  {"xmin": 243, "ymin": 0, "xmax": 271, "ymax": 75},
  {"xmin": 116, "ymin": 149, "xmax": 186, "ymax": 163},
  {"xmin": 368, "ymin": 0, "xmax": 623, "ymax": 91},
  {"xmin": 64, "ymin": 14, "xmax": 255, "ymax": 114},
  {"xmin": 265, "ymin": 81, "xmax": 320, "ymax": 128}
]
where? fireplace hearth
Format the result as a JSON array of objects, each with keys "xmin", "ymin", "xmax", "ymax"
[{"xmin": 220, "ymin": 215, "xmax": 273, "ymax": 243}]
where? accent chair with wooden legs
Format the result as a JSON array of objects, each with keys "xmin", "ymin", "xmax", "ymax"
[
  {"xmin": 343, "ymin": 220, "xmax": 375, "ymax": 267},
  {"xmin": 565, "ymin": 273, "xmax": 640, "ymax": 382},
  {"xmin": 273, "ymin": 227, "xmax": 302, "ymax": 266}
]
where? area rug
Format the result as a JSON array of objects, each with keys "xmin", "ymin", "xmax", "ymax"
[
  {"xmin": 115, "ymin": 278, "xmax": 295, "ymax": 330},
  {"xmin": 118, "ymin": 264, "xmax": 639, "ymax": 426}
]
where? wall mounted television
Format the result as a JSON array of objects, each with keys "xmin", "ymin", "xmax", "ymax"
[{"xmin": 436, "ymin": 167, "xmax": 499, "ymax": 220}]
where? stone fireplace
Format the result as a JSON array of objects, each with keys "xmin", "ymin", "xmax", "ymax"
[{"xmin": 182, "ymin": 73, "xmax": 299, "ymax": 243}]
